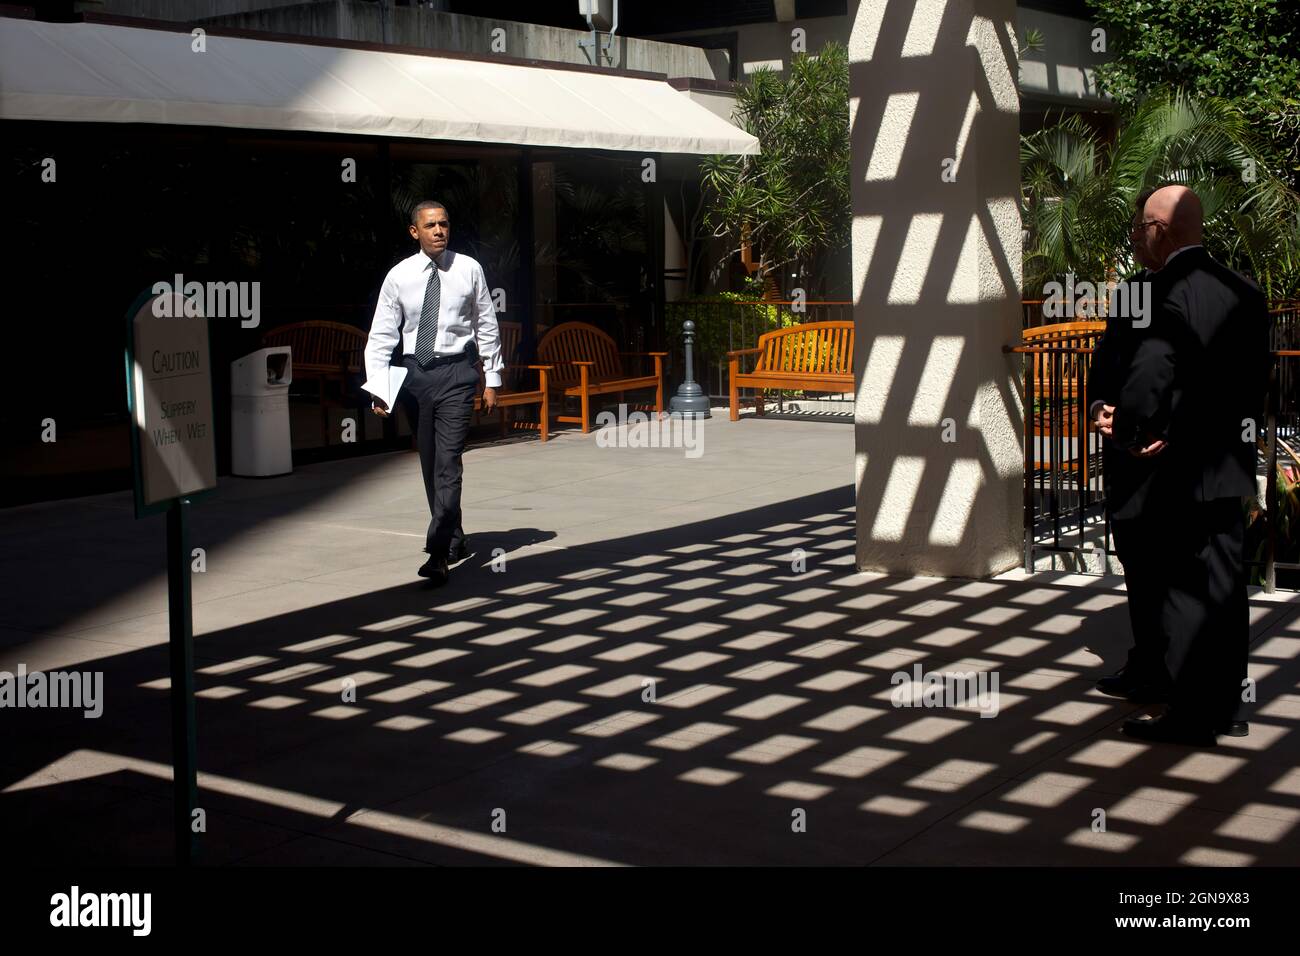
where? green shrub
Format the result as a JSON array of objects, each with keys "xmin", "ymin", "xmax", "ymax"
[
  {"xmin": 665, "ymin": 293, "xmax": 790, "ymax": 360},
  {"xmin": 1245, "ymin": 453, "xmax": 1300, "ymax": 587}
]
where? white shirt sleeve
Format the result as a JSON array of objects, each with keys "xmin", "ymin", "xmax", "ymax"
[
  {"xmin": 472, "ymin": 263, "xmax": 504, "ymax": 389},
  {"xmin": 364, "ymin": 270, "xmax": 402, "ymax": 405}
]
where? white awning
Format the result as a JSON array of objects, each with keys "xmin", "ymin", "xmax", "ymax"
[{"xmin": 0, "ymin": 17, "xmax": 759, "ymax": 155}]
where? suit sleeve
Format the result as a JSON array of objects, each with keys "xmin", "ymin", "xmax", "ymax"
[
  {"xmin": 1113, "ymin": 300, "xmax": 1183, "ymax": 450},
  {"xmin": 471, "ymin": 263, "xmax": 504, "ymax": 389},
  {"xmin": 364, "ymin": 270, "xmax": 401, "ymax": 405},
  {"xmin": 1085, "ymin": 318, "xmax": 1116, "ymax": 420}
]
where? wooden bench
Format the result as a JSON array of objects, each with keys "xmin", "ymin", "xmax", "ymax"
[
  {"xmin": 262, "ymin": 320, "xmax": 366, "ymax": 379},
  {"xmin": 261, "ymin": 320, "xmax": 367, "ymax": 436},
  {"xmin": 486, "ymin": 318, "xmax": 551, "ymax": 378},
  {"xmin": 727, "ymin": 321, "xmax": 854, "ymax": 421},
  {"xmin": 497, "ymin": 320, "xmax": 522, "ymax": 377},
  {"xmin": 465, "ymin": 320, "xmax": 550, "ymax": 442},
  {"xmin": 474, "ymin": 364, "xmax": 553, "ymax": 442},
  {"xmin": 537, "ymin": 321, "xmax": 666, "ymax": 433}
]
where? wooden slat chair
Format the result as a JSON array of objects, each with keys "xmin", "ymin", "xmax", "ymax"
[
  {"xmin": 727, "ymin": 321, "xmax": 854, "ymax": 421},
  {"xmin": 537, "ymin": 321, "xmax": 666, "ymax": 433},
  {"xmin": 261, "ymin": 320, "xmax": 367, "ymax": 437}
]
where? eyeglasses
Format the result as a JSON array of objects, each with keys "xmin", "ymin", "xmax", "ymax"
[{"xmin": 1130, "ymin": 219, "xmax": 1166, "ymax": 233}]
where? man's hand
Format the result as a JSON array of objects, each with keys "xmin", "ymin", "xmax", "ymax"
[
  {"xmin": 1094, "ymin": 403, "xmax": 1115, "ymax": 438},
  {"xmin": 1130, "ymin": 438, "xmax": 1168, "ymax": 458},
  {"xmin": 372, "ymin": 397, "xmax": 390, "ymax": 418},
  {"xmin": 481, "ymin": 387, "xmax": 498, "ymax": 413}
]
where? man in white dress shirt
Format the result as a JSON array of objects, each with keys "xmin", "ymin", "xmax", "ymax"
[{"xmin": 365, "ymin": 201, "xmax": 503, "ymax": 584}]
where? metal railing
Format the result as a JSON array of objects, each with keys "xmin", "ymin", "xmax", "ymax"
[
  {"xmin": 1022, "ymin": 298, "xmax": 1106, "ymax": 328},
  {"xmin": 1005, "ymin": 335, "xmax": 1300, "ymax": 591},
  {"xmin": 1264, "ymin": 349, "xmax": 1300, "ymax": 589},
  {"xmin": 1270, "ymin": 301, "xmax": 1299, "ymax": 440},
  {"xmin": 1024, "ymin": 297, "xmax": 1299, "ymax": 329}
]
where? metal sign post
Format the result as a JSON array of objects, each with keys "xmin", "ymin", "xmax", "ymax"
[{"xmin": 124, "ymin": 288, "xmax": 217, "ymax": 865}]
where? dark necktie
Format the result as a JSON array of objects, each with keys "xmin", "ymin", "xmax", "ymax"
[{"xmin": 412, "ymin": 258, "xmax": 441, "ymax": 368}]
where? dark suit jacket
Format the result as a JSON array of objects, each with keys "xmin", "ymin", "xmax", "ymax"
[
  {"xmin": 1110, "ymin": 247, "xmax": 1270, "ymax": 519},
  {"xmin": 1086, "ymin": 269, "xmax": 1155, "ymax": 518}
]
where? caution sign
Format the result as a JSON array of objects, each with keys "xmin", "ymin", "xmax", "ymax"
[{"xmin": 125, "ymin": 290, "xmax": 217, "ymax": 515}]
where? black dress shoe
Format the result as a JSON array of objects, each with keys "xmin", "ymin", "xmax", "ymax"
[
  {"xmin": 1216, "ymin": 721, "xmax": 1249, "ymax": 737},
  {"xmin": 448, "ymin": 537, "xmax": 472, "ymax": 564},
  {"xmin": 417, "ymin": 557, "xmax": 449, "ymax": 585},
  {"xmin": 1096, "ymin": 670, "xmax": 1169, "ymax": 703},
  {"xmin": 1121, "ymin": 713, "xmax": 1216, "ymax": 746}
]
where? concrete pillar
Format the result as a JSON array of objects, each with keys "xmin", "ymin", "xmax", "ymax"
[{"xmin": 850, "ymin": 0, "xmax": 1024, "ymax": 577}]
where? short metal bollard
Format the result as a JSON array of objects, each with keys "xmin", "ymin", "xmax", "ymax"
[{"xmin": 669, "ymin": 319, "xmax": 711, "ymax": 419}]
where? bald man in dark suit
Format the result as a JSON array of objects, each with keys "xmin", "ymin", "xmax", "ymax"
[{"xmin": 1110, "ymin": 186, "xmax": 1270, "ymax": 745}]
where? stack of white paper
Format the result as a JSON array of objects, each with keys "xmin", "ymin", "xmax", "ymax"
[{"xmin": 361, "ymin": 366, "xmax": 407, "ymax": 407}]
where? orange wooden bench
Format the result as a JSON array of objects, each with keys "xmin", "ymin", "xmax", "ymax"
[
  {"xmin": 537, "ymin": 321, "xmax": 666, "ymax": 433},
  {"xmin": 261, "ymin": 319, "xmax": 365, "ymax": 381},
  {"xmin": 490, "ymin": 318, "xmax": 550, "ymax": 387},
  {"xmin": 467, "ymin": 320, "xmax": 552, "ymax": 441},
  {"xmin": 727, "ymin": 321, "xmax": 854, "ymax": 421},
  {"xmin": 474, "ymin": 363, "xmax": 552, "ymax": 442}
]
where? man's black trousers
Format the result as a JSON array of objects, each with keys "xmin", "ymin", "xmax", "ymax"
[
  {"xmin": 1161, "ymin": 497, "xmax": 1250, "ymax": 728},
  {"xmin": 1110, "ymin": 515, "xmax": 1171, "ymax": 685},
  {"xmin": 398, "ymin": 354, "xmax": 476, "ymax": 558},
  {"xmin": 1114, "ymin": 498, "xmax": 1248, "ymax": 727}
]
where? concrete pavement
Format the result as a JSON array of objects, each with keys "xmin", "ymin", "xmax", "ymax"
[{"xmin": 2, "ymin": 413, "xmax": 1298, "ymax": 865}]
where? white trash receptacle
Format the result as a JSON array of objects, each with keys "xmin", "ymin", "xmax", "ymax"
[{"xmin": 231, "ymin": 347, "xmax": 292, "ymax": 477}]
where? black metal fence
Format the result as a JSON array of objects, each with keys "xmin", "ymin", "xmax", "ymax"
[
  {"xmin": 1006, "ymin": 303, "xmax": 1300, "ymax": 591},
  {"xmin": 1270, "ymin": 301, "xmax": 1300, "ymax": 442},
  {"xmin": 1007, "ymin": 329, "xmax": 1108, "ymax": 574}
]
